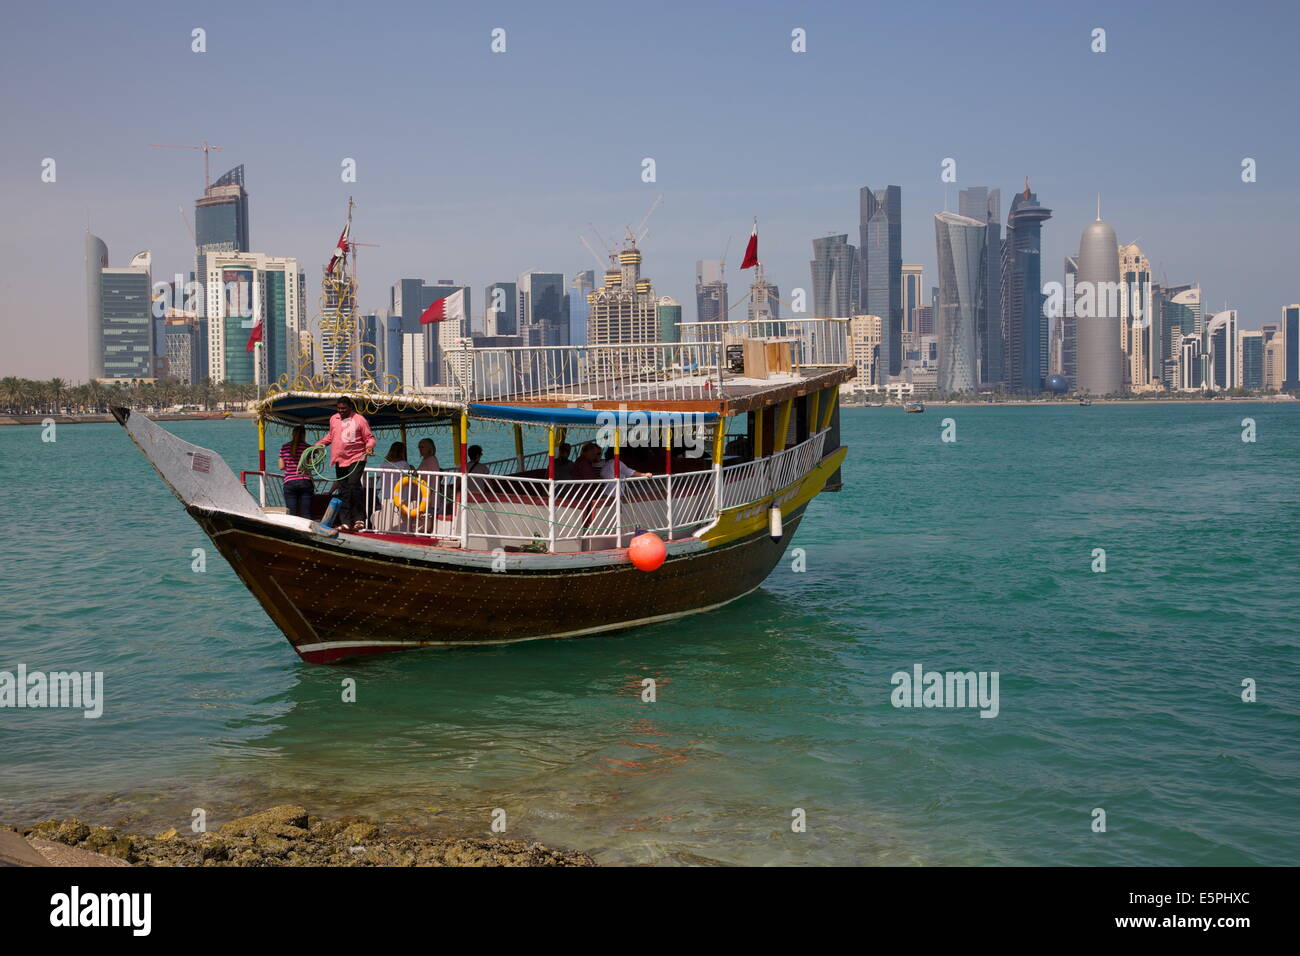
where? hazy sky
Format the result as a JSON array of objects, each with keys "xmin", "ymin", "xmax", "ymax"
[{"xmin": 2, "ymin": 0, "xmax": 1297, "ymax": 380}]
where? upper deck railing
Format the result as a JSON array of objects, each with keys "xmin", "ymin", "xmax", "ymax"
[{"xmin": 442, "ymin": 318, "xmax": 850, "ymax": 403}]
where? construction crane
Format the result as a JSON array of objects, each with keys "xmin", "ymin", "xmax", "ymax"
[
  {"xmin": 150, "ymin": 141, "xmax": 224, "ymax": 191},
  {"xmin": 177, "ymin": 204, "xmax": 195, "ymax": 241},
  {"xmin": 579, "ymin": 235, "xmax": 609, "ymax": 272},
  {"xmin": 633, "ymin": 193, "xmax": 663, "ymax": 244}
]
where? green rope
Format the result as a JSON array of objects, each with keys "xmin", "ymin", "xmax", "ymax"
[{"xmin": 298, "ymin": 444, "xmax": 364, "ymax": 482}]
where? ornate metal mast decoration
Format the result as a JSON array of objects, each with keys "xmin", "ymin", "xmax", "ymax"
[{"xmin": 270, "ymin": 197, "xmax": 400, "ymax": 400}]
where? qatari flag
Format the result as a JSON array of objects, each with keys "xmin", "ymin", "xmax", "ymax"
[
  {"xmin": 420, "ymin": 288, "xmax": 465, "ymax": 324},
  {"xmin": 244, "ymin": 318, "xmax": 262, "ymax": 353},
  {"xmin": 326, "ymin": 221, "xmax": 351, "ymax": 275},
  {"xmin": 740, "ymin": 222, "xmax": 758, "ymax": 269}
]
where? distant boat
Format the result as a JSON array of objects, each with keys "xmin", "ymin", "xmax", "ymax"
[
  {"xmin": 904, "ymin": 401, "xmax": 925, "ymax": 413},
  {"xmin": 1077, "ymin": 398, "xmax": 1093, "ymax": 406}
]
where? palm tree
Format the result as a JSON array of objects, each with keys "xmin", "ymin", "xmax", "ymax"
[
  {"xmin": 0, "ymin": 376, "xmax": 22, "ymax": 413},
  {"xmin": 47, "ymin": 378, "xmax": 68, "ymax": 414}
]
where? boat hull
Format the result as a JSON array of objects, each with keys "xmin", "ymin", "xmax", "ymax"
[{"xmin": 193, "ymin": 505, "xmax": 809, "ymax": 663}]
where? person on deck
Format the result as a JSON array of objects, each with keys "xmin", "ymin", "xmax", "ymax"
[
  {"xmin": 600, "ymin": 449, "xmax": 652, "ymax": 480},
  {"xmin": 571, "ymin": 442, "xmax": 601, "ymax": 480},
  {"xmin": 416, "ymin": 438, "xmax": 441, "ymax": 473},
  {"xmin": 466, "ymin": 445, "xmax": 489, "ymax": 474},
  {"xmin": 372, "ymin": 441, "xmax": 412, "ymax": 471},
  {"xmin": 313, "ymin": 397, "xmax": 376, "ymax": 532},
  {"xmin": 417, "ymin": 438, "xmax": 453, "ymax": 518},
  {"xmin": 554, "ymin": 442, "xmax": 574, "ymax": 480},
  {"xmin": 279, "ymin": 425, "xmax": 314, "ymax": 519}
]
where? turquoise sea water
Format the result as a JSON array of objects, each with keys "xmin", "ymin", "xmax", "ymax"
[{"xmin": 1, "ymin": 403, "xmax": 1297, "ymax": 865}]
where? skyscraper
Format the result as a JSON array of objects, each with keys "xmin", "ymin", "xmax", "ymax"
[
  {"xmin": 1000, "ymin": 185, "xmax": 1052, "ymax": 393},
  {"xmin": 1119, "ymin": 243, "xmax": 1154, "ymax": 389},
  {"xmin": 747, "ymin": 280, "xmax": 780, "ymax": 323},
  {"xmin": 518, "ymin": 272, "xmax": 567, "ymax": 346},
  {"xmin": 959, "ymin": 187, "xmax": 1002, "ymax": 385},
  {"xmin": 901, "ymin": 264, "xmax": 923, "ymax": 353},
  {"xmin": 848, "ymin": 314, "xmax": 883, "ymax": 388},
  {"xmin": 194, "ymin": 165, "xmax": 250, "ymax": 319},
  {"xmin": 484, "ymin": 281, "xmax": 518, "ymax": 336},
  {"xmin": 1205, "ymin": 310, "xmax": 1238, "ymax": 390},
  {"xmin": 934, "ymin": 212, "xmax": 986, "ymax": 394},
  {"xmin": 656, "ymin": 296, "xmax": 682, "ymax": 343},
  {"xmin": 859, "ymin": 186, "xmax": 902, "ymax": 376},
  {"xmin": 1062, "ymin": 256, "xmax": 1078, "ymax": 386},
  {"xmin": 569, "ymin": 270, "xmax": 595, "ymax": 346},
  {"xmin": 810, "ymin": 234, "xmax": 857, "ymax": 319},
  {"xmin": 85, "ymin": 233, "xmax": 108, "ymax": 378},
  {"xmin": 1239, "ymin": 330, "xmax": 1264, "ymax": 390},
  {"xmin": 204, "ymin": 252, "xmax": 302, "ymax": 385},
  {"xmin": 695, "ymin": 259, "xmax": 728, "ymax": 325},
  {"xmin": 1179, "ymin": 335, "xmax": 1203, "ymax": 390},
  {"xmin": 587, "ymin": 240, "xmax": 657, "ymax": 348},
  {"xmin": 1283, "ymin": 305, "xmax": 1300, "ymax": 390},
  {"xmin": 162, "ymin": 309, "xmax": 201, "ymax": 385},
  {"xmin": 87, "ymin": 240, "xmax": 154, "ymax": 380},
  {"xmin": 1073, "ymin": 213, "xmax": 1124, "ymax": 395}
]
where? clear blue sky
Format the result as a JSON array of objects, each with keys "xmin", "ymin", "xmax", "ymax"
[{"xmin": 2, "ymin": 0, "xmax": 1298, "ymax": 380}]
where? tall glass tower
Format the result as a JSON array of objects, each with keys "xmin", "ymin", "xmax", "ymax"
[
  {"xmin": 859, "ymin": 186, "xmax": 901, "ymax": 376},
  {"xmin": 810, "ymin": 234, "xmax": 857, "ymax": 319},
  {"xmin": 934, "ymin": 212, "xmax": 986, "ymax": 394},
  {"xmin": 1001, "ymin": 185, "xmax": 1052, "ymax": 393},
  {"xmin": 959, "ymin": 187, "xmax": 1002, "ymax": 386},
  {"xmin": 194, "ymin": 165, "xmax": 250, "ymax": 319}
]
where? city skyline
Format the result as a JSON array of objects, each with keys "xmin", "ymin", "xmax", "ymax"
[{"xmin": 4, "ymin": 0, "xmax": 1299, "ymax": 380}]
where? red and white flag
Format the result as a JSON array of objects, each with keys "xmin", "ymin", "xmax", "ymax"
[
  {"xmin": 420, "ymin": 288, "xmax": 465, "ymax": 324},
  {"xmin": 244, "ymin": 317, "xmax": 262, "ymax": 352},
  {"xmin": 740, "ymin": 222, "xmax": 759, "ymax": 269},
  {"xmin": 325, "ymin": 221, "xmax": 351, "ymax": 275}
]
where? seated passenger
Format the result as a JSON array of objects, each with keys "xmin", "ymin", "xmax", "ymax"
[
  {"xmin": 466, "ymin": 445, "xmax": 489, "ymax": 474},
  {"xmin": 371, "ymin": 441, "xmax": 412, "ymax": 472},
  {"xmin": 600, "ymin": 450, "xmax": 651, "ymax": 480},
  {"xmin": 571, "ymin": 442, "xmax": 601, "ymax": 480},
  {"xmin": 555, "ymin": 442, "xmax": 574, "ymax": 480},
  {"xmin": 416, "ymin": 438, "xmax": 441, "ymax": 472}
]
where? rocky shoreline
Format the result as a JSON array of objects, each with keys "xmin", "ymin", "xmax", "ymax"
[{"xmin": 2, "ymin": 805, "xmax": 595, "ymax": 867}]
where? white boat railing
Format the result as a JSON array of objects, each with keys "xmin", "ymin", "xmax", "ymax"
[
  {"xmin": 441, "ymin": 320, "xmax": 850, "ymax": 402},
  {"xmin": 240, "ymin": 428, "xmax": 832, "ymax": 551}
]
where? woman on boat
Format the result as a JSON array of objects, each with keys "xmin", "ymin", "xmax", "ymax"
[
  {"xmin": 466, "ymin": 445, "xmax": 489, "ymax": 474},
  {"xmin": 279, "ymin": 425, "xmax": 314, "ymax": 519},
  {"xmin": 313, "ymin": 397, "xmax": 376, "ymax": 533}
]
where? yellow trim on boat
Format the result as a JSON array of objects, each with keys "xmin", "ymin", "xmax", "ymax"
[{"xmin": 699, "ymin": 446, "xmax": 847, "ymax": 548}]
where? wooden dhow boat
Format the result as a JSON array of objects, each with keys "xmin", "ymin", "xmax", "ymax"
[{"xmin": 113, "ymin": 323, "xmax": 853, "ymax": 662}]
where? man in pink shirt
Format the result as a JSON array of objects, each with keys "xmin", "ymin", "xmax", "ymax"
[{"xmin": 314, "ymin": 397, "xmax": 376, "ymax": 531}]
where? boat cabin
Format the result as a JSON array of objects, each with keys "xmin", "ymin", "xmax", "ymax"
[{"xmin": 242, "ymin": 319, "xmax": 855, "ymax": 554}]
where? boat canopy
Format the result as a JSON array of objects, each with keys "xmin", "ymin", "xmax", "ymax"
[
  {"xmin": 467, "ymin": 403, "xmax": 720, "ymax": 427},
  {"xmin": 255, "ymin": 390, "xmax": 463, "ymax": 432},
  {"xmin": 256, "ymin": 391, "xmax": 725, "ymax": 433}
]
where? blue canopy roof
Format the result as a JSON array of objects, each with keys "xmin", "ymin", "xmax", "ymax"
[{"xmin": 468, "ymin": 404, "xmax": 720, "ymax": 427}]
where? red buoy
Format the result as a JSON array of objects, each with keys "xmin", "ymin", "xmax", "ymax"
[{"xmin": 628, "ymin": 532, "xmax": 667, "ymax": 572}]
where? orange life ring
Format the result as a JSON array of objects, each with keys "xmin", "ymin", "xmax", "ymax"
[{"xmin": 393, "ymin": 474, "xmax": 431, "ymax": 518}]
